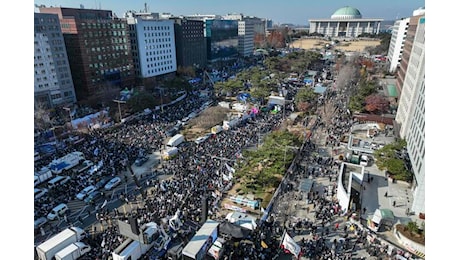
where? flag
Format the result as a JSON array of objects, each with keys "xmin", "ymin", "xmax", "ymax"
[{"xmin": 280, "ymin": 232, "xmax": 301, "ymax": 258}]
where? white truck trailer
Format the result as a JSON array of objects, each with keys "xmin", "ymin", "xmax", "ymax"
[
  {"xmin": 35, "ymin": 227, "xmax": 86, "ymax": 260},
  {"xmin": 54, "ymin": 242, "xmax": 91, "ymax": 260}
]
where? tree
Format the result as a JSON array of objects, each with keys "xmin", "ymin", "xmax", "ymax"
[
  {"xmin": 126, "ymin": 91, "xmax": 157, "ymax": 113},
  {"xmin": 34, "ymin": 101, "xmax": 52, "ymax": 131},
  {"xmin": 295, "ymin": 87, "xmax": 316, "ymax": 103},
  {"xmin": 364, "ymin": 94, "xmax": 389, "ymax": 114},
  {"xmin": 374, "ymin": 140, "xmax": 412, "ymax": 182},
  {"xmin": 176, "ymin": 66, "xmax": 196, "ymax": 78},
  {"xmin": 296, "ymin": 102, "xmax": 310, "ymax": 112},
  {"xmin": 335, "ymin": 62, "xmax": 360, "ymax": 93}
]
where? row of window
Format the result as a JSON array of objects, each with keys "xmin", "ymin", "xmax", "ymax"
[
  {"xmin": 142, "ymin": 43, "xmax": 172, "ymax": 50},
  {"xmin": 147, "ymin": 66, "xmax": 174, "ymax": 74},
  {"xmin": 146, "ymin": 60, "xmax": 174, "ymax": 68},
  {"xmin": 145, "ymin": 54, "xmax": 173, "ymax": 62},
  {"xmin": 84, "ymin": 30, "xmax": 126, "ymax": 38},
  {"xmin": 143, "ymin": 31, "xmax": 171, "ymax": 38},
  {"xmin": 144, "ymin": 38, "xmax": 172, "ymax": 44},
  {"xmin": 143, "ymin": 26, "xmax": 171, "ymax": 31},
  {"xmin": 81, "ymin": 22, "xmax": 125, "ymax": 30},
  {"xmin": 145, "ymin": 49, "xmax": 173, "ymax": 56}
]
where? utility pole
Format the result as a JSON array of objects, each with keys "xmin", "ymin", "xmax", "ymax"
[{"xmin": 113, "ymin": 99, "xmax": 126, "ymax": 122}]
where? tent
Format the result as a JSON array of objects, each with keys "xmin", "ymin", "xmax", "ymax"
[
  {"xmin": 218, "ymin": 221, "xmax": 250, "ymax": 239},
  {"xmin": 369, "ymin": 208, "xmax": 395, "ymax": 232}
]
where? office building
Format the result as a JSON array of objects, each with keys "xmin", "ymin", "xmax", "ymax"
[
  {"xmin": 387, "ymin": 18, "xmax": 410, "ymax": 73},
  {"xmin": 238, "ymin": 20, "xmax": 255, "ymax": 57},
  {"xmin": 38, "ymin": 6, "xmax": 135, "ymax": 102},
  {"xmin": 34, "ymin": 12, "xmax": 76, "ymax": 107},
  {"xmin": 172, "ymin": 17, "xmax": 207, "ymax": 69},
  {"xmin": 125, "ymin": 11, "xmax": 177, "ymax": 85},
  {"xmin": 394, "ymin": 13, "xmax": 425, "ymax": 215}
]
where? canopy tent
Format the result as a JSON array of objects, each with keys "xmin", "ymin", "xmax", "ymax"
[{"xmin": 218, "ymin": 221, "xmax": 250, "ymax": 239}]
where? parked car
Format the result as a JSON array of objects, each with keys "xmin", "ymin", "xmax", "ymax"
[
  {"xmin": 84, "ymin": 190, "xmax": 104, "ymax": 204},
  {"xmin": 76, "ymin": 185, "xmax": 96, "ymax": 200},
  {"xmin": 34, "ymin": 217, "xmax": 48, "ymax": 230},
  {"xmin": 135, "ymin": 156, "xmax": 148, "ymax": 166},
  {"xmin": 104, "ymin": 177, "xmax": 121, "ymax": 190},
  {"xmin": 94, "ymin": 176, "xmax": 112, "ymax": 190},
  {"xmin": 34, "ymin": 188, "xmax": 49, "ymax": 200}
]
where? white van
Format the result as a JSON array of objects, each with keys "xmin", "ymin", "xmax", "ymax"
[
  {"xmin": 47, "ymin": 203, "xmax": 69, "ymax": 220},
  {"xmin": 47, "ymin": 175, "xmax": 71, "ymax": 189}
]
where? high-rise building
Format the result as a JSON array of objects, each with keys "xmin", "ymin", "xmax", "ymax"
[
  {"xmin": 38, "ymin": 7, "xmax": 135, "ymax": 102},
  {"xmin": 204, "ymin": 19, "xmax": 239, "ymax": 63},
  {"xmin": 395, "ymin": 11, "xmax": 425, "ymax": 138},
  {"xmin": 125, "ymin": 11, "xmax": 177, "ymax": 85},
  {"xmin": 395, "ymin": 8, "xmax": 425, "ymax": 97},
  {"xmin": 387, "ymin": 17, "xmax": 410, "ymax": 73},
  {"xmin": 34, "ymin": 13, "xmax": 76, "ymax": 107},
  {"xmin": 171, "ymin": 17, "xmax": 207, "ymax": 69},
  {"xmin": 238, "ymin": 20, "xmax": 255, "ymax": 57},
  {"xmin": 394, "ymin": 12, "xmax": 425, "ymax": 215}
]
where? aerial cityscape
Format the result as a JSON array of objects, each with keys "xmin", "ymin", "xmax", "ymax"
[{"xmin": 34, "ymin": 2, "xmax": 425, "ymax": 260}]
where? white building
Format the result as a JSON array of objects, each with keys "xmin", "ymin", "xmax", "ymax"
[
  {"xmin": 125, "ymin": 11, "xmax": 177, "ymax": 79},
  {"xmin": 387, "ymin": 18, "xmax": 410, "ymax": 73},
  {"xmin": 400, "ymin": 16, "xmax": 425, "ymax": 215},
  {"xmin": 238, "ymin": 20, "xmax": 255, "ymax": 57},
  {"xmin": 395, "ymin": 16, "xmax": 425, "ymax": 140},
  {"xmin": 34, "ymin": 12, "xmax": 76, "ymax": 107},
  {"xmin": 309, "ymin": 6, "xmax": 383, "ymax": 38}
]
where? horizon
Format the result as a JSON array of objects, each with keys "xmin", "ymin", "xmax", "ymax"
[{"xmin": 33, "ymin": 0, "xmax": 423, "ymax": 26}]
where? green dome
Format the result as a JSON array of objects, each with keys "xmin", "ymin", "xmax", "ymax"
[{"xmin": 331, "ymin": 6, "xmax": 362, "ymax": 19}]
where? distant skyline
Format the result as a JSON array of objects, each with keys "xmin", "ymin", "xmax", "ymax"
[{"xmin": 34, "ymin": 0, "xmax": 424, "ymax": 25}]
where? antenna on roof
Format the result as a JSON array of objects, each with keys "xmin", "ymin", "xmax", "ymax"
[{"xmin": 144, "ymin": 2, "xmax": 148, "ymax": 13}]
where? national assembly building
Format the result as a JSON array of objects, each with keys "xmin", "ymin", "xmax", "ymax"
[{"xmin": 308, "ymin": 6, "xmax": 383, "ymax": 38}]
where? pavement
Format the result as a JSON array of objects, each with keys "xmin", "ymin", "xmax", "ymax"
[{"xmin": 272, "ymin": 125, "xmax": 421, "ymax": 259}]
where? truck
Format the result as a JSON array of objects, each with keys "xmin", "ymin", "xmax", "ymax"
[
  {"xmin": 182, "ymin": 219, "xmax": 220, "ymax": 260},
  {"xmin": 112, "ymin": 222, "xmax": 170, "ymax": 260},
  {"xmin": 162, "ymin": 147, "xmax": 179, "ymax": 160},
  {"xmin": 72, "ymin": 160, "xmax": 94, "ymax": 174},
  {"xmin": 54, "ymin": 242, "xmax": 91, "ymax": 260},
  {"xmin": 48, "ymin": 151, "xmax": 85, "ymax": 174},
  {"xmin": 35, "ymin": 167, "xmax": 53, "ymax": 187},
  {"xmin": 166, "ymin": 134, "xmax": 185, "ymax": 147},
  {"xmin": 35, "ymin": 226, "xmax": 86, "ymax": 260}
]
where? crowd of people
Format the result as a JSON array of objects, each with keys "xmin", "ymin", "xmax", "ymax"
[{"xmin": 35, "ymin": 63, "xmax": 420, "ymax": 259}]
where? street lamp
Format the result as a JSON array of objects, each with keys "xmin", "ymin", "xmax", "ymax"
[{"xmin": 113, "ymin": 100, "xmax": 127, "ymax": 122}]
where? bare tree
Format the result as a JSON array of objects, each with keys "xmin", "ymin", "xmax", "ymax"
[
  {"xmin": 335, "ymin": 62, "xmax": 359, "ymax": 93},
  {"xmin": 320, "ymin": 99, "xmax": 337, "ymax": 129},
  {"xmin": 34, "ymin": 101, "xmax": 52, "ymax": 131}
]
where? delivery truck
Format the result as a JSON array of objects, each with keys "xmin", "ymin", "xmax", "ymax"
[
  {"xmin": 166, "ymin": 134, "xmax": 185, "ymax": 147},
  {"xmin": 162, "ymin": 147, "xmax": 179, "ymax": 160},
  {"xmin": 35, "ymin": 167, "xmax": 53, "ymax": 187},
  {"xmin": 54, "ymin": 242, "xmax": 91, "ymax": 260},
  {"xmin": 35, "ymin": 227, "xmax": 86, "ymax": 260}
]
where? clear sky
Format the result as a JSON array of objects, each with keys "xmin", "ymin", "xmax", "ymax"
[{"xmin": 34, "ymin": 0, "xmax": 424, "ymax": 25}]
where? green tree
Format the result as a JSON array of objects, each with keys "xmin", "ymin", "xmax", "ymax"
[
  {"xmin": 295, "ymin": 87, "xmax": 317, "ymax": 104},
  {"xmin": 126, "ymin": 91, "xmax": 157, "ymax": 113},
  {"xmin": 374, "ymin": 140, "xmax": 412, "ymax": 182}
]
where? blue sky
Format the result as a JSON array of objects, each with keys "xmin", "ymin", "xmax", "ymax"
[{"xmin": 34, "ymin": 0, "xmax": 424, "ymax": 25}]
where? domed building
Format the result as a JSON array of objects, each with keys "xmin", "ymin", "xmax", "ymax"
[{"xmin": 309, "ymin": 6, "xmax": 383, "ymax": 37}]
